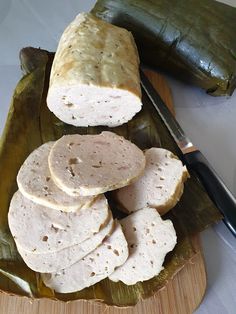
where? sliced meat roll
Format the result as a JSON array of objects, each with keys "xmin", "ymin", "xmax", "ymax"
[
  {"xmin": 48, "ymin": 132, "xmax": 145, "ymax": 196},
  {"xmin": 17, "ymin": 213, "xmax": 114, "ymax": 273},
  {"xmin": 47, "ymin": 13, "xmax": 142, "ymax": 127},
  {"xmin": 41, "ymin": 222, "xmax": 128, "ymax": 293},
  {"xmin": 115, "ymin": 148, "xmax": 189, "ymax": 215},
  {"xmin": 109, "ymin": 207, "xmax": 177, "ymax": 285},
  {"xmin": 8, "ymin": 191, "xmax": 109, "ymax": 254},
  {"xmin": 17, "ymin": 142, "xmax": 94, "ymax": 212}
]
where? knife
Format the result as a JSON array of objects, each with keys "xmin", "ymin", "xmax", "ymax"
[{"xmin": 140, "ymin": 69, "xmax": 236, "ymax": 237}]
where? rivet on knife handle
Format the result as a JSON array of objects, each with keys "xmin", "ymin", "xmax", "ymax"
[{"xmin": 140, "ymin": 69, "xmax": 236, "ymax": 236}]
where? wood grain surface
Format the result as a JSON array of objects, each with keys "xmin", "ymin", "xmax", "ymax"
[{"xmin": 0, "ymin": 70, "xmax": 207, "ymax": 314}]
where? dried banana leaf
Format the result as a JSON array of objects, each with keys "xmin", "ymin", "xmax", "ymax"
[
  {"xmin": 92, "ymin": 0, "xmax": 236, "ymax": 96},
  {"xmin": 0, "ymin": 47, "xmax": 222, "ymax": 306}
]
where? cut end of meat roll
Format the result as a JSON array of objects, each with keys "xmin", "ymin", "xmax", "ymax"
[{"xmin": 47, "ymin": 84, "xmax": 142, "ymax": 127}]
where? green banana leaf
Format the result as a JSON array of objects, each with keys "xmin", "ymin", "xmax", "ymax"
[
  {"xmin": 92, "ymin": 0, "xmax": 236, "ymax": 96},
  {"xmin": 0, "ymin": 47, "xmax": 222, "ymax": 306}
]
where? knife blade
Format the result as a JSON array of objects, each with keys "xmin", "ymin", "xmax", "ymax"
[{"xmin": 140, "ymin": 69, "xmax": 236, "ymax": 237}]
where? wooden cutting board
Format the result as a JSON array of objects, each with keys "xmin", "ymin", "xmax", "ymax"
[{"xmin": 0, "ymin": 70, "xmax": 207, "ymax": 314}]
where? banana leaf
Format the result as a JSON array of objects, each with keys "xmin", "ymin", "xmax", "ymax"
[
  {"xmin": 0, "ymin": 47, "xmax": 222, "ymax": 306},
  {"xmin": 91, "ymin": 0, "xmax": 236, "ymax": 96}
]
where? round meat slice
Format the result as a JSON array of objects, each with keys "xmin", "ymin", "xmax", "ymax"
[
  {"xmin": 8, "ymin": 191, "xmax": 109, "ymax": 254},
  {"xmin": 109, "ymin": 207, "xmax": 177, "ymax": 285},
  {"xmin": 48, "ymin": 131, "xmax": 145, "ymax": 196},
  {"xmin": 47, "ymin": 13, "xmax": 142, "ymax": 127},
  {"xmin": 115, "ymin": 148, "xmax": 189, "ymax": 215},
  {"xmin": 41, "ymin": 221, "xmax": 128, "ymax": 293},
  {"xmin": 17, "ymin": 142, "xmax": 94, "ymax": 212},
  {"xmin": 17, "ymin": 213, "xmax": 114, "ymax": 273}
]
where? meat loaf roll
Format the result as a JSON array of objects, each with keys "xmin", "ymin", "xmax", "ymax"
[{"xmin": 47, "ymin": 13, "xmax": 142, "ymax": 127}]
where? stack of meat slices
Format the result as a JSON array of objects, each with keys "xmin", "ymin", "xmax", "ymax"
[{"xmin": 8, "ymin": 131, "xmax": 188, "ymax": 293}]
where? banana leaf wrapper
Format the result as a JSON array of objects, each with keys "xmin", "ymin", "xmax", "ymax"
[
  {"xmin": 0, "ymin": 47, "xmax": 222, "ymax": 306},
  {"xmin": 91, "ymin": 0, "xmax": 236, "ymax": 96}
]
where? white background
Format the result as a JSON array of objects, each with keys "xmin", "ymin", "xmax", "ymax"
[{"xmin": 0, "ymin": 1, "xmax": 236, "ymax": 313}]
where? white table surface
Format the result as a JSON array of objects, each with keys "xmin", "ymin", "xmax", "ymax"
[{"xmin": 0, "ymin": 1, "xmax": 236, "ymax": 313}]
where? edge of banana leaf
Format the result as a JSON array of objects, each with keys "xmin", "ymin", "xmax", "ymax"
[{"xmin": 0, "ymin": 47, "xmax": 222, "ymax": 307}]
